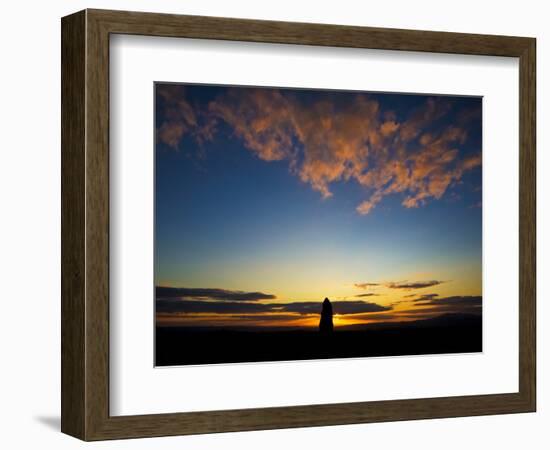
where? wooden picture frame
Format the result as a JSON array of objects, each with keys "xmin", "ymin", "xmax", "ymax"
[{"xmin": 61, "ymin": 9, "xmax": 536, "ymax": 441}]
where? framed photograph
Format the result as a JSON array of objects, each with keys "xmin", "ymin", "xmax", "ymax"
[{"xmin": 61, "ymin": 9, "xmax": 536, "ymax": 440}]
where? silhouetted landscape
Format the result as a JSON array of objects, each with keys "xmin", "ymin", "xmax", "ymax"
[{"xmin": 155, "ymin": 313, "xmax": 482, "ymax": 366}]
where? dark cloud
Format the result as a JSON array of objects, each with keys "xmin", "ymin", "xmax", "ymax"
[
  {"xmin": 414, "ymin": 295, "xmax": 481, "ymax": 307},
  {"xmin": 275, "ymin": 300, "xmax": 390, "ymax": 315},
  {"xmin": 231, "ymin": 314, "xmax": 306, "ymax": 323},
  {"xmin": 267, "ymin": 302, "xmax": 321, "ymax": 315},
  {"xmin": 157, "ymin": 298, "xmax": 391, "ymax": 316},
  {"xmin": 156, "ymin": 312, "xmax": 305, "ymax": 326},
  {"xmin": 156, "ymin": 286, "xmax": 276, "ymax": 302},
  {"xmin": 355, "ymin": 293, "xmax": 379, "ymax": 298},
  {"xmin": 400, "ymin": 296, "xmax": 482, "ymax": 317},
  {"xmin": 411, "ymin": 293, "xmax": 440, "ymax": 302},
  {"xmin": 354, "ymin": 282, "xmax": 379, "ymax": 289},
  {"xmin": 156, "ymin": 299, "xmax": 271, "ymax": 314},
  {"xmin": 355, "ymin": 280, "xmax": 445, "ymax": 291},
  {"xmin": 386, "ymin": 280, "xmax": 444, "ymax": 290}
]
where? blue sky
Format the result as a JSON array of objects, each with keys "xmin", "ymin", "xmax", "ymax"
[{"xmin": 154, "ymin": 83, "xmax": 482, "ymax": 327}]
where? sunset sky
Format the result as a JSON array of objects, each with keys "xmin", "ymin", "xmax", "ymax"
[{"xmin": 154, "ymin": 83, "xmax": 482, "ymax": 328}]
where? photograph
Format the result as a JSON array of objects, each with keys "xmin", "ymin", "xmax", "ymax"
[
  {"xmin": 0, "ymin": 0, "xmax": 542, "ymax": 445},
  {"xmin": 154, "ymin": 83, "xmax": 483, "ymax": 366}
]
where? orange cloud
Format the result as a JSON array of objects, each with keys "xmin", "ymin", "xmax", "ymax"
[
  {"xmin": 157, "ymin": 86, "xmax": 481, "ymax": 214},
  {"xmin": 380, "ymin": 120, "xmax": 400, "ymax": 136},
  {"xmin": 208, "ymin": 89, "xmax": 297, "ymax": 162},
  {"xmin": 156, "ymin": 85, "xmax": 198, "ymax": 150}
]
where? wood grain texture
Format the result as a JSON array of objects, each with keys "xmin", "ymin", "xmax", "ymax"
[
  {"xmin": 61, "ymin": 9, "xmax": 536, "ymax": 441},
  {"xmin": 85, "ymin": 10, "xmax": 111, "ymax": 439},
  {"xmin": 61, "ymin": 10, "xmax": 86, "ymax": 439},
  {"xmin": 518, "ymin": 39, "xmax": 536, "ymax": 409},
  {"xmin": 89, "ymin": 8, "xmax": 532, "ymax": 56}
]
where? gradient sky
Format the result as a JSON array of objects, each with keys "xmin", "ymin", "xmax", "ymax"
[{"xmin": 154, "ymin": 83, "xmax": 482, "ymax": 328}]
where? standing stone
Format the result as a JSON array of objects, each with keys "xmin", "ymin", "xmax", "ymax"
[{"xmin": 319, "ymin": 297, "xmax": 334, "ymax": 334}]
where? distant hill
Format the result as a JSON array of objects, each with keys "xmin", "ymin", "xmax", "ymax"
[
  {"xmin": 155, "ymin": 312, "xmax": 482, "ymax": 366},
  {"xmin": 337, "ymin": 313, "xmax": 482, "ymax": 331}
]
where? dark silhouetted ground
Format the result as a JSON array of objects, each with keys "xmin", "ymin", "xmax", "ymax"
[{"xmin": 155, "ymin": 313, "xmax": 482, "ymax": 366}]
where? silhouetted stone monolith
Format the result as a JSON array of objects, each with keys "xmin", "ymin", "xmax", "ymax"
[{"xmin": 319, "ymin": 297, "xmax": 334, "ymax": 334}]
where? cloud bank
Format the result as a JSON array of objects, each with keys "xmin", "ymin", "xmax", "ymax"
[
  {"xmin": 400, "ymin": 295, "xmax": 482, "ymax": 318},
  {"xmin": 354, "ymin": 282, "xmax": 380, "ymax": 289},
  {"xmin": 156, "ymin": 292, "xmax": 391, "ymax": 316},
  {"xmin": 386, "ymin": 280, "xmax": 445, "ymax": 290},
  {"xmin": 156, "ymin": 286, "xmax": 276, "ymax": 302},
  {"xmin": 413, "ymin": 295, "xmax": 481, "ymax": 307},
  {"xmin": 354, "ymin": 280, "xmax": 445, "ymax": 291}
]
